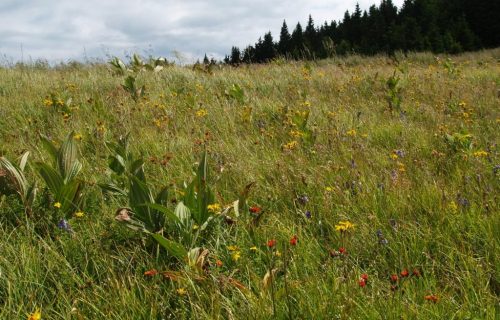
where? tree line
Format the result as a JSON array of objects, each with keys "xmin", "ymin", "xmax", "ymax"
[{"xmin": 222, "ymin": 0, "xmax": 500, "ymax": 64}]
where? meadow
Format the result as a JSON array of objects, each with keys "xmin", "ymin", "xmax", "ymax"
[{"xmin": 0, "ymin": 49, "xmax": 499, "ymax": 319}]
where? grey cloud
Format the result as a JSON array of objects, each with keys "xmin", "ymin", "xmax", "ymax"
[{"xmin": 0, "ymin": 0, "xmax": 404, "ymax": 63}]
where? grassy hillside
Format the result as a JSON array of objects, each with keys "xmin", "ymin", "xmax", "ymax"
[{"xmin": 0, "ymin": 50, "xmax": 499, "ymax": 319}]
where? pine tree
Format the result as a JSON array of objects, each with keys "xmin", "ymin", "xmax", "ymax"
[
  {"xmin": 230, "ymin": 46, "xmax": 241, "ymax": 65},
  {"xmin": 278, "ymin": 20, "xmax": 292, "ymax": 56},
  {"xmin": 291, "ymin": 22, "xmax": 304, "ymax": 59}
]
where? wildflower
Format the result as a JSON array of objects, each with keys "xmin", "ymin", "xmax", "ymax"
[
  {"xmin": 361, "ymin": 274, "xmax": 368, "ymax": 281},
  {"xmin": 335, "ymin": 221, "xmax": 355, "ymax": 233},
  {"xmin": 412, "ymin": 268, "xmax": 421, "ymax": 277},
  {"xmin": 227, "ymin": 245, "xmax": 239, "ymax": 252},
  {"xmin": 338, "ymin": 247, "xmax": 347, "ymax": 254},
  {"xmin": 43, "ymin": 98, "xmax": 53, "ymax": 107},
  {"xmin": 448, "ymin": 201, "xmax": 458, "ymax": 212},
  {"xmin": 390, "ymin": 274, "xmax": 398, "ymax": 282},
  {"xmin": 346, "ymin": 129, "xmax": 357, "ymax": 137},
  {"xmin": 53, "ymin": 202, "xmax": 62, "ymax": 209},
  {"xmin": 192, "ymin": 224, "xmax": 199, "ymax": 230},
  {"xmin": 215, "ymin": 259, "xmax": 223, "ymax": 267},
  {"xmin": 297, "ymin": 194, "xmax": 309, "ymax": 205},
  {"xmin": 400, "ymin": 269, "xmax": 409, "ymax": 277},
  {"xmin": 144, "ymin": 269, "xmax": 158, "ymax": 276},
  {"xmin": 153, "ymin": 118, "xmax": 161, "ymax": 127},
  {"xmin": 73, "ymin": 133, "xmax": 82, "ymax": 141},
  {"xmin": 249, "ymin": 206, "xmax": 261, "ymax": 214},
  {"xmin": 424, "ymin": 295, "xmax": 439, "ymax": 303},
  {"xmin": 283, "ymin": 140, "xmax": 299, "ymax": 150},
  {"xmin": 325, "ymin": 186, "xmax": 334, "ymax": 192},
  {"xmin": 289, "ymin": 235, "xmax": 298, "ymax": 246},
  {"xmin": 376, "ymin": 229, "xmax": 388, "ymax": 245},
  {"xmin": 177, "ymin": 288, "xmax": 187, "ymax": 296},
  {"xmin": 473, "ymin": 150, "xmax": 488, "ymax": 157},
  {"xmin": 28, "ymin": 309, "xmax": 42, "ymax": 320},
  {"xmin": 57, "ymin": 219, "xmax": 73, "ymax": 233},
  {"xmin": 249, "ymin": 246, "xmax": 258, "ymax": 252},
  {"xmin": 395, "ymin": 149, "xmax": 405, "ymax": 158},
  {"xmin": 207, "ymin": 203, "xmax": 221, "ymax": 214},
  {"xmin": 231, "ymin": 251, "xmax": 241, "ymax": 262},
  {"xmin": 74, "ymin": 211, "xmax": 84, "ymax": 218},
  {"xmin": 267, "ymin": 239, "xmax": 277, "ymax": 248},
  {"xmin": 195, "ymin": 109, "xmax": 208, "ymax": 117},
  {"xmin": 359, "ymin": 279, "xmax": 367, "ymax": 287},
  {"xmin": 304, "ymin": 210, "xmax": 312, "ymax": 219},
  {"xmin": 289, "ymin": 130, "xmax": 304, "ymax": 138},
  {"xmin": 390, "ymin": 153, "xmax": 399, "ymax": 160}
]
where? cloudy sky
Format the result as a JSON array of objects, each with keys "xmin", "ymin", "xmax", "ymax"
[{"xmin": 0, "ymin": 0, "xmax": 404, "ymax": 64}]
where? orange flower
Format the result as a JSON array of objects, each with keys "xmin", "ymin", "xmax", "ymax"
[
  {"xmin": 361, "ymin": 273, "xmax": 368, "ymax": 281},
  {"xmin": 359, "ymin": 279, "xmax": 367, "ymax": 287},
  {"xmin": 400, "ymin": 269, "xmax": 409, "ymax": 277},
  {"xmin": 249, "ymin": 206, "xmax": 261, "ymax": 214},
  {"xmin": 289, "ymin": 235, "xmax": 298, "ymax": 246},
  {"xmin": 144, "ymin": 269, "xmax": 159, "ymax": 276},
  {"xmin": 267, "ymin": 239, "xmax": 276, "ymax": 248},
  {"xmin": 215, "ymin": 259, "xmax": 223, "ymax": 267},
  {"xmin": 424, "ymin": 295, "xmax": 439, "ymax": 303},
  {"xmin": 390, "ymin": 274, "xmax": 398, "ymax": 282},
  {"xmin": 339, "ymin": 247, "xmax": 347, "ymax": 254}
]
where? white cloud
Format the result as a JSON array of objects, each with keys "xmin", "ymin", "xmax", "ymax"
[{"xmin": 0, "ymin": 0, "xmax": 404, "ymax": 63}]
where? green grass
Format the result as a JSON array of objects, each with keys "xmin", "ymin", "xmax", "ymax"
[{"xmin": 1, "ymin": 49, "xmax": 499, "ymax": 319}]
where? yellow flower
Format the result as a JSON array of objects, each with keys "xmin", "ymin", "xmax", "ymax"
[
  {"xmin": 74, "ymin": 211, "xmax": 84, "ymax": 218},
  {"xmin": 473, "ymin": 150, "xmax": 488, "ymax": 157},
  {"xmin": 227, "ymin": 245, "xmax": 239, "ymax": 251},
  {"xmin": 207, "ymin": 203, "xmax": 221, "ymax": 214},
  {"xmin": 153, "ymin": 118, "xmax": 161, "ymax": 127},
  {"xmin": 325, "ymin": 186, "xmax": 334, "ymax": 192},
  {"xmin": 28, "ymin": 309, "xmax": 41, "ymax": 320},
  {"xmin": 346, "ymin": 129, "xmax": 357, "ymax": 137},
  {"xmin": 176, "ymin": 288, "xmax": 187, "ymax": 296},
  {"xmin": 397, "ymin": 162, "xmax": 406, "ymax": 172},
  {"xmin": 302, "ymin": 100, "xmax": 311, "ymax": 107},
  {"xmin": 195, "ymin": 109, "xmax": 208, "ymax": 117},
  {"xmin": 390, "ymin": 153, "xmax": 398, "ymax": 160},
  {"xmin": 54, "ymin": 202, "xmax": 62, "ymax": 209},
  {"xmin": 43, "ymin": 99, "xmax": 53, "ymax": 107},
  {"xmin": 231, "ymin": 251, "xmax": 241, "ymax": 262},
  {"xmin": 448, "ymin": 201, "xmax": 458, "ymax": 212},
  {"xmin": 192, "ymin": 224, "xmax": 199, "ymax": 230},
  {"xmin": 283, "ymin": 140, "xmax": 298, "ymax": 150},
  {"xmin": 73, "ymin": 133, "xmax": 82, "ymax": 141},
  {"xmin": 289, "ymin": 130, "xmax": 304, "ymax": 138},
  {"xmin": 249, "ymin": 246, "xmax": 257, "ymax": 251},
  {"xmin": 335, "ymin": 220, "xmax": 355, "ymax": 232}
]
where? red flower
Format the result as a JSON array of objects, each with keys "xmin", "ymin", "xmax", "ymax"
[
  {"xmin": 412, "ymin": 268, "xmax": 421, "ymax": 277},
  {"xmin": 144, "ymin": 269, "xmax": 158, "ymax": 276},
  {"xmin": 424, "ymin": 295, "xmax": 439, "ymax": 303},
  {"xmin": 400, "ymin": 269, "xmax": 409, "ymax": 277},
  {"xmin": 215, "ymin": 259, "xmax": 223, "ymax": 267},
  {"xmin": 267, "ymin": 239, "xmax": 277, "ymax": 248},
  {"xmin": 289, "ymin": 235, "xmax": 298, "ymax": 246},
  {"xmin": 361, "ymin": 273, "xmax": 368, "ymax": 281},
  {"xmin": 390, "ymin": 274, "xmax": 399, "ymax": 282},
  {"xmin": 339, "ymin": 247, "xmax": 347, "ymax": 254},
  {"xmin": 358, "ymin": 279, "xmax": 367, "ymax": 287},
  {"xmin": 249, "ymin": 206, "xmax": 262, "ymax": 214}
]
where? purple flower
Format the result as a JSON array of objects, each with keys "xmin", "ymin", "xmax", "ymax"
[
  {"xmin": 395, "ymin": 149, "xmax": 405, "ymax": 158},
  {"xmin": 304, "ymin": 210, "xmax": 312, "ymax": 219},
  {"xmin": 58, "ymin": 219, "xmax": 73, "ymax": 233}
]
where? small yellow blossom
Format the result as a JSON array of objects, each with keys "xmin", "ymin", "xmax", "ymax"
[
  {"xmin": 207, "ymin": 203, "xmax": 221, "ymax": 213},
  {"xmin": 227, "ymin": 245, "xmax": 239, "ymax": 251},
  {"xmin": 473, "ymin": 150, "xmax": 488, "ymax": 157},
  {"xmin": 325, "ymin": 186, "xmax": 334, "ymax": 192},
  {"xmin": 43, "ymin": 99, "xmax": 53, "ymax": 107},
  {"xmin": 302, "ymin": 100, "xmax": 311, "ymax": 107},
  {"xmin": 390, "ymin": 153, "xmax": 399, "ymax": 160},
  {"xmin": 346, "ymin": 129, "xmax": 357, "ymax": 137},
  {"xmin": 397, "ymin": 162, "xmax": 406, "ymax": 172},
  {"xmin": 192, "ymin": 224, "xmax": 199, "ymax": 230},
  {"xmin": 289, "ymin": 130, "xmax": 304, "ymax": 138},
  {"xmin": 283, "ymin": 140, "xmax": 298, "ymax": 150},
  {"xmin": 249, "ymin": 246, "xmax": 257, "ymax": 251},
  {"xmin": 448, "ymin": 201, "xmax": 458, "ymax": 212},
  {"xmin": 231, "ymin": 251, "xmax": 241, "ymax": 262},
  {"xmin": 195, "ymin": 109, "xmax": 208, "ymax": 117},
  {"xmin": 176, "ymin": 288, "xmax": 187, "ymax": 296},
  {"xmin": 153, "ymin": 118, "xmax": 161, "ymax": 127},
  {"xmin": 335, "ymin": 220, "xmax": 355, "ymax": 232},
  {"xmin": 28, "ymin": 308, "xmax": 41, "ymax": 320},
  {"xmin": 54, "ymin": 202, "xmax": 62, "ymax": 209},
  {"xmin": 73, "ymin": 133, "xmax": 82, "ymax": 141},
  {"xmin": 74, "ymin": 211, "xmax": 84, "ymax": 218}
]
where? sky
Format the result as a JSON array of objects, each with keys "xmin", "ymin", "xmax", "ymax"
[{"xmin": 0, "ymin": 0, "xmax": 404, "ymax": 64}]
